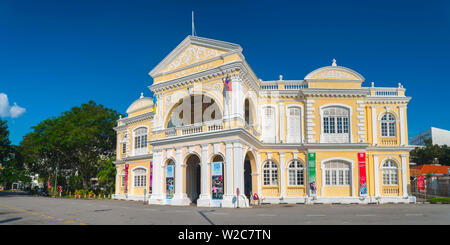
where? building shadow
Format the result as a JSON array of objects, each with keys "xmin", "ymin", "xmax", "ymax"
[{"xmin": 0, "ymin": 217, "xmax": 23, "ymax": 224}]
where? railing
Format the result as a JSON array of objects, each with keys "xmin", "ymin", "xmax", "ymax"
[
  {"xmin": 382, "ymin": 186, "xmax": 399, "ymax": 195},
  {"xmin": 261, "ymin": 80, "xmax": 308, "ymax": 90},
  {"xmin": 154, "ymin": 119, "xmax": 261, "ymax": 139},
  {"xmin": 181, "ymin": 124, "xmax": 202, "ymax": 135},
  {"xmin": 368, "ymin": 87, "xmax": 404, "ymax": 97},
  {"xmin": 380, "ymin": 138, "xmax": 398, "ymax": 146}
]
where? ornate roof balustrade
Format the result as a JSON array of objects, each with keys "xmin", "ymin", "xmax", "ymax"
[
  {"xmin": 261, "ymin": 80, "xmax": 308, "ymax": 90},
  {"xmin": 368, "ymin": 86, "xmax": 406, "ymax": 97}
]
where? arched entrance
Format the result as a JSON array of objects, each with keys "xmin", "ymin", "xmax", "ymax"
[
  {"xmin": 186, "ymin": 154, "xmax": 201, "ymax": 204},
  {"xmin": 244, "ymin": 151, "xmax": 257, "ymax": 202}
]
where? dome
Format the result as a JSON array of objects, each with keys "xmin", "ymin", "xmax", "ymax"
[
  {"xmin": 126, "ymin": 93, "xmax": 154, "ymax": 114},
  {"xmin": 304, "ymin": 59, "xmax": 365, "ymax": 82}
]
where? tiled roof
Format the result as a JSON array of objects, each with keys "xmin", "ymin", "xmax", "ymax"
[{"xmin": 410, "ymin": 165, "xmax": 450, "ymax": 176}]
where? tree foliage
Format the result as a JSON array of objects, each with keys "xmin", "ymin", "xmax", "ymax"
[
  {"xmin": 21, "ymin": 101, "xmax": 121, "ymax": 191},
  {"xmin": 410, "ymin": 139, "xmax": 450, "ymax": 166}
]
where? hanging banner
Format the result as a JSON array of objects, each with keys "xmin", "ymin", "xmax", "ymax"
[
  {"xmin": 211, "ymin": 162, "xmax": 224, "ymax": 200},
  {"xmin": 417, "ymin": 175, "xmax": 425, "ymax": 190},
  {"xmin": 124, "ymin": 163, "xmax": 129, "ymax": 194},
  {"xmin": 149, "ymin": 161, "xmax": 153, "ymax": 194},
  {"xmin": 358, "ymin": 152, "xmax": 368, "ymax": 196},
  {"xmin": 166, "ymin": 165, "xmax": 174, "ymax": 199},
  {"xmin": 308, "ymin": 152, "xmax": 317, "ymax": 196}
]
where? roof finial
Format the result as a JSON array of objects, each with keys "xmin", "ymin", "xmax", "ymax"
[
  {"xmin": 332, "ymin": 58, "xmax": 337, "ymax": 66},
  {"xmin": 140, "ymin": 92, "xmax": 144, "ymax": 99},
  {"xmin": 279, "ymin": 75, "xmax": 283, "ymax": 81}
]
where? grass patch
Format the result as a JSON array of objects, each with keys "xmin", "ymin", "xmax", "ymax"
[{"xmin": 427, "ymin": 197, "xmax": 450, "ymax": 204}]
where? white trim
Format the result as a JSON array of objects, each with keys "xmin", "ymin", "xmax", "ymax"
[
  {"xmin": 320, "ymin": 157, "xmax": 355, "ymax": 197},
  {"xmin": 319, "ymin": 104, "xmax": 353, "ymax": 143}
]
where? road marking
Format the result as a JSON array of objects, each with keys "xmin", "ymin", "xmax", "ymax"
[
  {"xmin": 356, "ymin": 214, "xmax": 376, "ymax": 217},
  {"xmin": 307, "ymin": 214, "xmax": 326, "ymax": 217},
  {"xmin": 0, "ymin": 201, "xmax": 86, "ymax": 225}
]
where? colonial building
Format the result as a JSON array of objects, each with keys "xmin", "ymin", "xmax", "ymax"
[{"xmin": 112, "ymin": 35, "xmax": 416, "ymax": 207}]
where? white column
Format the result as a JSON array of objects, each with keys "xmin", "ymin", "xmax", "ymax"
[
  {"xmin": 279, "ymin": 152, "xmax": 286, "ymax": 199},
  {"xmin": 399, "ymin": 106, "xmax": 406, "ymax": 146},
  {"xmin": 371, "ymin": 106, "xmax": 377, "ymax": 145},
  {"xmin": 173, "ymin": 147, "xmax": 189, "ymax": 205},
  {"xmin": 231, "ymin": 75, "xmax": 244, "ymax": 120},
  {"xmin": 256, "ymin": 152, "xmax": 262, "ymax": 196},
  {"xmin": 222, "ymin": 142, "xmax": 234, "ymax": 207},
  {"xmin": 374, "ymin": 155, "xmax": 380, "ymax": 197},
  {"xmin": 115, "ymin": 166, "xmax": 120, "ymax": 197},
  {"xmin": 149, "ymin": 150, "xmax": 164, "ymax": 204},
  {"xmin": 401, "ymin": 154, "xmax": 408, "ymax": 197},
  {"xmin": 198, "ymin": 144, "xmax": 211, "ymax": 207},
  {"xmin": 279, "ymin": 103, "xmax": 285, "ymax": 143}
]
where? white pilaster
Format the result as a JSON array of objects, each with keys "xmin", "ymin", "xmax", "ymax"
[
  {"xmin": 149, "ymin": 150, "xmax": 164, "ymax": 204},
  {"xmin": 399, "ymin": 106, "xmax": 406, "ymax": 146},
  {"xmin": 401, "ymin": 154, "xmax": 408, "ymax": 197},
  {"xmin": 371, "ymin": 106, "xmax": 377, "ymax": 145},
  {"xmin": 279, "ymin": 152, "xmax": 286, "ymax": 199},
  {"xmin": 279, "ymin": 103, "xmax": 285, "ymax": 143},
  {"xmin": 222, "ymin": 142, "xmax": 234, "ymax": 207},
  {"xmin": 172, "ymin": 147, "xmax": 189, "ymax": 205},
  {"xmin": 374, "ymin": 155, "xmax": 380, "ymax": 197},
  {"xmin": 197, "ymin": 144, "xmax": 212, "ymax": 207}
]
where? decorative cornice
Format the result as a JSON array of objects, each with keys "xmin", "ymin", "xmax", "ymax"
[
  {"xmin": 114, "ymin": 112, "xmax": 154, "ymax": 131},
  {"xmin": 148, "ymin": 60, "xmax": 260, "ymax": 94}
]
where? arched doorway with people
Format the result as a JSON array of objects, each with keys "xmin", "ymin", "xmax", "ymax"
[{"xmin": 244, "ymin": 151, "xmax": 258, "ymax": 204}]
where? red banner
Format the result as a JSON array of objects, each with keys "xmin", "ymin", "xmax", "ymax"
[
  {"xmin": 124, "ymin": 163, "xmax": 129, "ymax": 194},
  {"xmin": 417, "ymin": 175, "xmax": 425, "ymax": 190},
  {"xmin": 358, "ymin": 153, "xmax": 367, "ymax": 196}
]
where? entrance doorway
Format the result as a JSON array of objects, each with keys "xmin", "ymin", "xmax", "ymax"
[
  {"xmin": 244, "ymin": 155, "xmax": 252, "ymax": 200},
  {"xmin": 186, "ymin": 154, "xmax": 201, "ymax": 204}
]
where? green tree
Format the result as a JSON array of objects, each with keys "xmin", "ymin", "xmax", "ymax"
[
  {"xmin": 21, "ymin": 101, "xmax": 122, "ymax": 191},
  {"xmin": 97, "ymin": 156, "xmax": 116, "ymax": 193},
  {"xmin": 410, "ymin": 138, "xmax": 450, "ymax": 166}
]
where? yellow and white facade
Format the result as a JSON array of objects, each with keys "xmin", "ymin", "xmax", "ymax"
[{"xmin": 113, "ymin": 35, "xmax": 415, "ymax": 207}]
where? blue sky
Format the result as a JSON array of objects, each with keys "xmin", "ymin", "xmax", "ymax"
[{"xmin": 1, "ymin": 0, "xmax": 449, "ymax": 145}]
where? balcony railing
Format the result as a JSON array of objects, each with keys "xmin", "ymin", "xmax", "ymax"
[
  {"xmin": 380, "ymin": 138, "xmax": 398, "ymax": 146},
  {"xmin": 153, "ymin": 119, "xmax": 260, "ymax": 139}
]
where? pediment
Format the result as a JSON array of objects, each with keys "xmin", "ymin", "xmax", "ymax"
[
  {"xmin": 149, "ymin": 36, "xmax": 242, "ymax": 77},
  {"xmin": 161, "ymin": 44, "xmax": 226, "ymax": 73}
]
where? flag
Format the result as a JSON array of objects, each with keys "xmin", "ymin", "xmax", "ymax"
[
  {"xmin": 152, "ymin": 96, "xmax": 157, "ymax": 113},
  {"xmin": 224, "ymin": 75, "xmax": 232, "ymax": 91}
]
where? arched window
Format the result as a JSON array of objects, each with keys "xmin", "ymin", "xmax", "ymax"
[
  {"xmin": 322, "ymin": 107, "xmax": 350, "ymax": 143},
  {"xmin": 288, "ymin": 160, "xmax": 304, "ymax": 186},
  {"xmin": 134, "ymin": 127, "xmax": 148, "ymax": 155},
  {"xmin": 324, "ymin": 160, "xmax": 351, "ymax": 186},
  {"xmin": 262, "ymin": 107, "xmax": 276, "ymax": 143},
  {"xmin": 381, "ymin": 113, "xmax": 396, "ymax": 137},
  {"xmin": 263, "ymin": 160, "xmax": 278, "ymax": 186},
  {"xmin": 287, "ymin": 107, "xmax": 301, "ymax": 143},
  {"xmin": 133, "ymin": 168, "xmax": 147, "ymax": 187},
  {"xmin": 382, "ymin": 160, "xmax": 398, "ymax": 185}
]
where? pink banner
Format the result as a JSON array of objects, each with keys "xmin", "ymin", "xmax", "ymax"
[
  {"xmin": 418, "ymin": 175, "xmax": 425, "ymax": 190},
  {"xmin": 358, "ymin": 153, "xmax": 367, "ymax": 196},
  {"xmin": 124, "ymin": 163, "xmax": 129, "ymax": 193}
]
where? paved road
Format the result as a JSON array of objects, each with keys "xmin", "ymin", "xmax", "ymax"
[{"xmin": 0, "ymin": 192, "xmax": 449, "ymax": 225}]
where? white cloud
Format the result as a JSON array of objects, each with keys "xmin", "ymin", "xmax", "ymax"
[{"xmin": 0, "ymin": 93, "xmax": 26, "ymax": 118}]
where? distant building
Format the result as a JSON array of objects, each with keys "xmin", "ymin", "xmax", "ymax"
[
  {"xmin": 410, "ymin": 164, "xmax": 450, "ymax": 177},
  {"xmin": 410, "ymin": 127, "xmax": 450, "ymax": 146}
]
